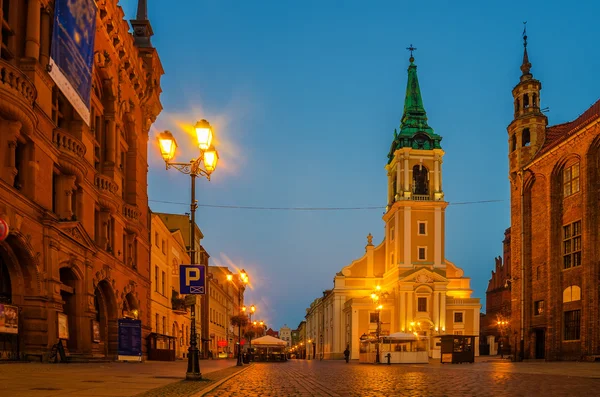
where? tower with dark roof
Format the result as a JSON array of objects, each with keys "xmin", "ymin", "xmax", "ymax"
[{"xmin": 507, "ymin": 27, "xmax": 548, "ymax": 175}]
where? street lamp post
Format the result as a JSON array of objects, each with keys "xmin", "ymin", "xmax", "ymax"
[
  {"xmin": 157, "ymin": 120, "xmax": 219, "ymax": 381},
  {"xmin": 370, "ymin": 285, "xmax": 388, "ymax": 364},
  {"xmin": 227, "ymin": 271, "xmax": 249, "ymax": 366},
  {"xmin": 248, "ymin": 304, "xmax": 256, "ymax": 357}
]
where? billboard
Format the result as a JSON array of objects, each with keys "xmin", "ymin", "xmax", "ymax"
[
  {"xmin": 0, "ymin": 304, "xmax": 18, "ymax": 334},
  {"xmin": 49, "ymin": 0, "xmax": 97, "ymax": 125},
  {"xmin": 118, "ymin": 318, "xmax": 142, "ymax": 362}
]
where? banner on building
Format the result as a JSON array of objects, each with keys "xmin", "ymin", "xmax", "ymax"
[
  {"xmin": 0, "ymin": 304, "xmax": 18, "ymax": 334},
  {"xmin": 49, "ymin": 0, "xmax": 97, "ymax": 125},
  {"xmin": 118, "ymin": 318, "xmax": 142, "ymax": 362}
]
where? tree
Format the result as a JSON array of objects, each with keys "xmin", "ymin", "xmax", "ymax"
[{"xmin": 230, "ymin": 314, "xmax": 249, "ymax": 328}]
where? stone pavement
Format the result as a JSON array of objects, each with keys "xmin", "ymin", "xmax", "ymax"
[
  {"xmin": 0, "ymin": 359, "xmax": 237, "ymax": 397},
  {"xmin": 203, "ymin": 359, "xmax": 600, "ymax": 397}
]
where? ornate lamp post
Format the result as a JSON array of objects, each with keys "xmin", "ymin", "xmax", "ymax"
[
  {"xmin": 156, "ymin": 120, "xmax": 219, "ymax": 381},
  {"xmin": 247, "ymin": 304, "xmax": 256, "ymax": 357},
  {"xmin": 370, "ymin": 285, "xmax": 388, "ymax": 364},
  {"xmin": 227, "ymin": 270, "xmax": 249, "ymax": 366}
]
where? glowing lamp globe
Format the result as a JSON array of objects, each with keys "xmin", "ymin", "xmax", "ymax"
[
  {"xmin": 195, "ymin": 119, "xmax": 213, "ymax": 150},
  {"xmin": 157, "ymin": 131, "xmax": 177, "ymax": 162},
  {"xmin": 203, "ymin": 148, "xmax": 219, "ymax": 173}
]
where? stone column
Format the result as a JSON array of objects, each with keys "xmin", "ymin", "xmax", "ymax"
[
  {"xmin": 406, "ymin": 291, "xmax": 413, "ymax": 329},
  {"xmin": 399, "ymin": 291, "xmax": 406, "ymax": 331},
  {"xmin": 105, "ymin": 116, "xmax": 116, "ymax": 164},
  {"xmin": 395, "ymin": 162, "xmax": 402, "ymax": 198},
  {"xmin": 433, "ymin": 291, "xmax": 439, "ymax": 330},
  {"xmin": 39, "ymin": 6, "xmax": 51, "ymax": 66},
  {"xmin": 434, "ymin": 157, "xmax": 440, "ymax": 192},
  {"xmin": 25, "ymin": 0, "xmax": 41, "ymax": 60},
  {"xmin": 403, "ymin": 157, "xmax": 409, "ymax": 192},
  {"xmin": 2, "ymin": 120, "xmax": 22, "ymax": 185},
  {"xmin": 440, "ymin": 292, "xmax": 447, "ymax": 332}
]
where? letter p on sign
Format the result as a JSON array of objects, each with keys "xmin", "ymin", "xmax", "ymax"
[{"xmin": 179, "ymin": 265, "xmax": 205, "ymax": 294}]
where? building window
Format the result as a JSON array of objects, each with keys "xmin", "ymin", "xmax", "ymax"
[
  {"xmin": 454, "ymin": 312, "xmax": 464, "ymax": 323},
  {"xmin": 563, "ymin": 163, "xmax": 580, "ymax": 197},
  {"xmin": 563, "ymin": 221, "xmax": 582, "ymax": 269},
  {"xmin": 564, "ymin": 310, "xmax": 581, "ymax": 341},
  {"xmin": 161, "ymin": 271, "xmax": 165, "ymax": 295},
  {"xmin": 417, "ymin": 297, "xmax": 427, "ymax": 312},
  {"xmin": 390, "ymin": 253, "xmax": 395, "ymax": 267},
  {"xmin": 154, "ymin": 266, "xmax": 159, "ymax": 292},
  {"xmin": 418, "ymin": 247, "xmax": 426, "ymax": 261},
  {"xmin": 369, "ymin": 313, "xmax": 379, "ymax": 323},
  {"xmin": 418, "ymin": 221, "xmax": 427, "ymax": 236},
  {"xmin": 454, "ymin": 330, "xmax": 464, "ymax": 336},
  {"xmin": 162, "ymin": 316, "xmax": 166, "ymax": 335},
  {"xmin": 522, "ymin": 128, "xmax": 530, "ymax": 147},
  {"xmin": 155, "ymin": 232, "xmax": 159, "ymax": 247},
  {"xmin": 390, "ymin": 226, "xmax": 395, "ymax": 241},
  {"xmin": 534, "ymin": 300, "xmax": 544, "ymax": 316},
  {"xmin": 155, "ymin": 313, "xmax": 159, "ymax": 333},
  {"xmin": 562, "ymin": 286, "xmax": 581, "ymax": 303}
]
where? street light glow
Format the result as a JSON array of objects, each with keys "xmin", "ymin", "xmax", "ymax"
[
  {"xmin": 194, "ymin": 119, "xmax": 213, "ymax": 150},
  {"xmin": 157, "ymin": 130, "xmax": 177, "ymax": 162}
]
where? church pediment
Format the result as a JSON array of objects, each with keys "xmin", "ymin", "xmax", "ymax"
[
  {"xmin": 56, "ymin": 222, "xmax": 97, "ymax": 251},
  {"xmin": 399, "ymin": 268, "xmax": 447, "ymax": 284}
]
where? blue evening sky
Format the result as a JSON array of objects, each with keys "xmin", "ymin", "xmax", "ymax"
[{"xmin": 122, "ymin": 0, "xmax": 599, "ymax": 331}]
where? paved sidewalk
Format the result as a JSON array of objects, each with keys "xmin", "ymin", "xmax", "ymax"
[{"xmin": 0, "ymin": 359, "xmax": 238, "ymax": 397}]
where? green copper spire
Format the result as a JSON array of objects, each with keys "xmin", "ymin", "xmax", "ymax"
[{"xmin": 387, "ymin": 48, "xmax": 442, "ymax": 163}]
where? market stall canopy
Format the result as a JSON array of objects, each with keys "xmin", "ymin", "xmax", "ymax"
[
  {"xmin": 382, "ymin": 332, "xmax": 419, "ymax": 340},
  {"xmin": 251, "ymin": 335, "xmax": 288, "ymax": 346}
]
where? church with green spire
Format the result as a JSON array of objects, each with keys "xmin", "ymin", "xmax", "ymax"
[
  {"xmin": 388, "ymin": 51, "xmax": 443, "ymax": 164},
  {"xmin": 304, "ymin": 49, "xmax": 481, "ymax": 363}
]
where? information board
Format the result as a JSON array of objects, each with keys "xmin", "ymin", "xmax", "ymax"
[{"xmin": 118, "ymin": 318, "xmax": 142, "ymax": 362}]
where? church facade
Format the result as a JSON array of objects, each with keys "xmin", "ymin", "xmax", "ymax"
[
  {"xmin": 507, "ymin": 32, "xmax": 600, "ymax": 361},
  {"xmin": 305, "ymin": 53, "xmax": 481, "ymax": 360}
]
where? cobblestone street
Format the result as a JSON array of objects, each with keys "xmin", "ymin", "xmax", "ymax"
[{"xmin": 203, "ymin": 359, "xmax": 600, "ymax": 397}]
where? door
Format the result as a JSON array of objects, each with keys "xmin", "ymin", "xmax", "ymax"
[{"xmin": 535, "ymin": 328, "xmax": 545, "ymax": 359}]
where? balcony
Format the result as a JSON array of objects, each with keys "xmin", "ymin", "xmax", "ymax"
[
  {"xmin": 95, "ymin": 174, "xmax": 119, "ymax": 195},
  {"xmin": 0, "ymin": 58, "xmax": 36, "ymax": 107},
  {"xmin": 122, "ymin": 204, "xmax": 140, "ymax": 222},
  {"xmin": 53, "ymin": 129, "xmax": 85, "ymax": 158}
]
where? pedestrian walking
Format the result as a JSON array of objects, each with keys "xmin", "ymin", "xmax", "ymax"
[
  {"xmin": 344, "ymin": 345, "xmax": 350, "ymax": 363},
  {"xmin": 499, "ymin": 342, "xmax": 504, "ymax": 359}
]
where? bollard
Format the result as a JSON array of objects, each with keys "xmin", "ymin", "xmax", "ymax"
[{"xmin": 386, "ymin": 353, "xmax": 391, "ymax": 365}]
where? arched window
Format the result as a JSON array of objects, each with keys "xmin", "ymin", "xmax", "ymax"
[
  {"xmin": 511, "ymin": 135, "xmax": 517, "ymax": 152},
  {"xmin": 412, "ymin": 165, "xmax": 429, "ymax": 195},
  {"xmin": 515, "ymin": 98, "xmax": 520, "ymax": 113},
  {"xmin": 523, "ymin": 94, "xmax": 530, "ymax": 108},
  {"xmin": 522, "ymin": 128, "xmax": 531, "ymax": 147},
  {"xmin": 563, "ymin": 285, "xmax": 581, "ymax": 303},
  {"xmin": 532, "ymin": 93, "xmax": 538, "ymax": 108}
]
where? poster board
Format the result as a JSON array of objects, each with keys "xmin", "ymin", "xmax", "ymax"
[
  {"xmin": 92, "ymin": 320, "xmax": 101, "ymax": 343},
  {"xmin": 0, "ymin": 304, "xmax": 18, "ymax": 334},
  {"xmin": 118, "ymin": 318, "xmax": 142, "ymax": 362},
  {"xmin": 58, "ymin": 312, "xmax": 69, "ymax": 340}
]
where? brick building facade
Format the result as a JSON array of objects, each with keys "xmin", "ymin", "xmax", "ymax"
[
  {"xmin": 507, "ymin": 33, "xmax": 600, "ymax": 360},
  {"xmin": 0, "ymin": 0, "xmax": 163, "ymax": 360},
  {"xmin": 480, "ymin": 228, "xmax": 511, "ymax": 354}
]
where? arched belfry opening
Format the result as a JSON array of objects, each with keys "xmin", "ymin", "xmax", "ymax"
[
  {"xmin": 0, "ymin": 256, "xmax": 11, "ymax": 304},
  {"xmin": 412, "ymin": 164, "xmax": 429, "ymax": 195}
]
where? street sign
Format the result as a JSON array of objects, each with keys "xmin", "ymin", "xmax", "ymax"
[
  {"xmin": 184, "ymin": 295, "xmax": 196, "ymax": 306},
  {"xmin": 179, "ymin": 265, "xmax": 205, "ymax": 294}
]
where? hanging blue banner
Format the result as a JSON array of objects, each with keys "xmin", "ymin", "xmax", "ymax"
[{"xmin": 49, "ymin": 0, "xmax": 97, "ymax": 125}]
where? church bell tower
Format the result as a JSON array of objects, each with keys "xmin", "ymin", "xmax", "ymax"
[{"xmin": 383, "ymin": 47, "xmax": 448, "ymax": 273}]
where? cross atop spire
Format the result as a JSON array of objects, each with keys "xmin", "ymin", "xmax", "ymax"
[{"xmin": 406, "ymin": 44, "xmax": 417, "ymax": 63}]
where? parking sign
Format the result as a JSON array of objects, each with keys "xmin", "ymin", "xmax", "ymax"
[{"xmin": 179, "ymin": 265, "xmax": 205, "ymax": 294}]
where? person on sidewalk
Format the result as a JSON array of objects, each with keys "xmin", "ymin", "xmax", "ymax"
[
  {"xmin": 499, "ymin": 342, "xmax": 504, "ymax": 359},
  {"xmin": 344, "ymin": 346, "xmax": 350, "ymax": 363}
]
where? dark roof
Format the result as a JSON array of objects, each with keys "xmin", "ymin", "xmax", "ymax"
[{"xmin": 537, "ymin": 99, "xmax": 600, "ymax": 157}]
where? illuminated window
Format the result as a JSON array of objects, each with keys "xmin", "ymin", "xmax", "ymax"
[
  {"xmin": 563, "ymin": 221, "xmax": 581, "ymax": 269},
  {"xmin": 563, "ymin": 163, "xmax": 580, "ymax": 197},
  {"xmin": 534, "ymin": 300, "xmax": 544, "ymax": 316}
]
